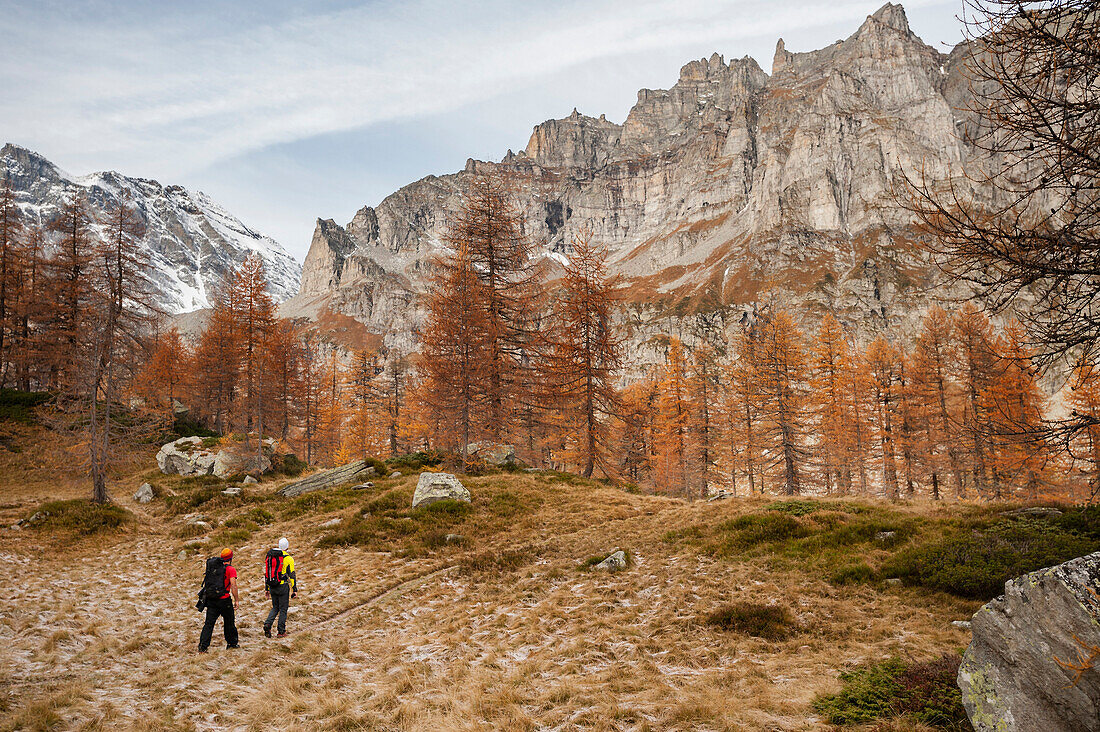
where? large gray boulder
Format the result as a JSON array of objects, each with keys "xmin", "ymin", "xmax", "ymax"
[
  {"xmin": 212, "ymin": 448, "xmax": 270, "ymax": 479},
  {"xmin": 156, "ymin": 437, "xmax": 218, "ymax": 477},
  {"xmin": 958, "ymin": 551, "xmax": 1100, "ymax": 732},
  {"xmin": 156, "ymin": 437, "xmax": 272, "ymax": 478},
  {"xmin": 462, "ymin": 442, "xmax": 516, "ymax": 466},
  {"xmin": 412, "ymin": 473, "xmax": 470, "ymax": 508}
]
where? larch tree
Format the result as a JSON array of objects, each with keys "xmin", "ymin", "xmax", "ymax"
[
  {"xmin": 865, "ymin": 337, "xmax": 902, "ymax": 499},
  {"xmin": 756, "ymin": 311, "xmax": 809, "ymax": 495},
  {"xmin": 1068, "ymin": 355, "xmax": 1100, "ymax": 503},
  {"xmin": 193, "ymin": 286, "xmax": 242, "ymax": 434},
  {"xmin": 952, "ymin": 303, "xmax": 1000, "ymax": 497},
  {"xmin": 0, "ymin": 180, "xmax": 22, "ymax": 384},
  {"xmin": 445, "ymin": 172, "xmax": 545, "ymax": 443},
  {"xmin": 689, "ymin": 340, "xmax": 721, "ymax": 497},
  {"xmin": 545, "ymin": 232, "xmax": 623, "ymax": 479},
  {"xmin": 727, "ymin": 328, "xmax": 765, "ymax": 495},
  {"xmin": 419, "ymin": 238, "xmax": 492, "ymax": 452},
  {"xmin": 144, "ymin": 327, "xmax": 190, "ymax": 415},
  {"xmin": 264, "ymin": 318, "xmax": 301, "ymax": 441},
  {"xmin": 987, "ymin": 321, "xmax": 1048, "ymax": 499},
  {"xmin": 231, "ymin": 253, "xmax": 276, "ymax": 442},
  {"xmin": 85, "ymin": 194, "xmax": 157, "ymax": 502},
  {"xmin": 44, "ymin": 194, "xmax": 94, "ymax": 390},
  {"xmin": 654, "ymin": 338, "xmax": 691, "ymax": 496},
  {"xmin": 911, "ymin": 305, "xmax": 964, "ymax": 499},
  {"xmin": 811, "ymin": 314, "xmax": 853, "ymax": 494}
]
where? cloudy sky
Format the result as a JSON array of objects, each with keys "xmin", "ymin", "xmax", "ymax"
[{"xmin": 1, "ymin": 0, "xmax": 965, "ymax": 261}]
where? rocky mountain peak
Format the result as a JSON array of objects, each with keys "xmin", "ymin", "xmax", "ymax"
[
  {"xmin": 1, "ymin": 143, "xmax": 301, "ymax": 313},
  {"xmin": 288, "ymin": 2, "xmax": 975, "ymax": 358}
]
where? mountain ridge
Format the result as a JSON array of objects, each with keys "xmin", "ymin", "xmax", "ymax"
[
  {"xmin": 1, "ymin": 142, "xmax": 302, "ymax": 314},
  {"xmin": 285, "ymin": 2, "xmax": 976, "ymax": 356}
]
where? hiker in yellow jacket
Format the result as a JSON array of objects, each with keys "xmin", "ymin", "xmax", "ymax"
[{"xmin": 263, "ymin": 537, "xmax": 296, "ymax": 638}]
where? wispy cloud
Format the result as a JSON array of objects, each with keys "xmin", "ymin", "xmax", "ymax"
[{"xmin": 0, "ymin": 0, "xmax": 956, "ymax": 177}]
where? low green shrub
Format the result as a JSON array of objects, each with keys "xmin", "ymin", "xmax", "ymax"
[
  {"xmin": 813, "ymin": 655, "xmax": 971, "ymax": 730},
  {"xmin": 716, "ymin": 513, "xmax": 809, "ymax": 551},
  {"xmin": 274, "ymin": 453, "xmax": 308, "ymax": 477},
  {"xmin": 223, "ymin": 516, "xmax": 259, "ymax": 531},
  {"xmin": 414, "ymin": 498, "xmax": 471, "ymax": 518},
  {"xmin": 704, "ymin": 602, "xmax": 796, "ymax": 640},
  {"xmin": 244, "ymin": 507, "xmax": 275, "ymax": 525},
  {"xmin": 387, "ymin": 451, "xmax": 444, "ymax": 471},
  {"xmin": 881, "ymin": 515, "xmax": 1099, "ymax": 600},
  {"xmin": 765, "ymin": 499, "xmax": 820, "ymax": 516},
  {"xmin": 25, "ymin": 499, "xmax": 131, "ymax": 536},
  {"xmin": 831, "ymin": 563, "xmax": 875, "ymax": 585},
  {"xmin": 0, "ymin": 389, "xmax": 50, "ymax": 423},
  {"xmin": 169, "ymin": 415, "xmax": 218, "ymax": 439}
]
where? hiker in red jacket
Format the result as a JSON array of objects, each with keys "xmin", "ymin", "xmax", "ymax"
[{"xmin": 198, "ymin": 547, "xmax": 239, "ymax": 652}]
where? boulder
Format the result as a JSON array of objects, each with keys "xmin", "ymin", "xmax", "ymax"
[
  {"xmin": 352, "ymin": 482, "xmax": 375, "ymax": 490},
  {"xmin": 156, "ymin": 437, "xmax": 218, "ymax": 477},
  {"xmin": 212, "ymin": 448, "xmax": 271, "ymax": 479},
  {"xmin": 242, "ymin": 475, "xmax": 259, "ymax": 485},
  {"xmin": 320, "ymin": 517, "xmax": 342, "ymax": 528},
  {"xmin": 958, "ymin": 551, "xmax": 1100, "ymax": 732},
  {"xmin": 222, "ymin": 486, "xmax": 241, "ymax": 497},
  {"xmin": 462, "ymin": 442, "xmax": 516, "ymax": 466},
  {"xmin": 952, "ymin": 620, "xmax": 972, "ymax": 631},
  {"xmin": 596, "ymin": 550, "xmax": 628, "ymax": 572},
  {"xmin": 133, "ymin": 483, "xmax": 155, "ymax": 504},
  {"xmin": 176, "ymin": 550, "xmax": 187, "ymax": 560},
  {"xmin": 278, "ymin": 460, "xmax": 377, "ymax": 497},
  {"xmin": 412, "ymin": 473, "xmax": 471, "ymax": 508},
  {"xmin": 706, "ymin": 491, "xmax": 732, "ymax": 502},
  {"xmin": 389, "ymin": 471, "xmax": 402, "ymax": 478}
]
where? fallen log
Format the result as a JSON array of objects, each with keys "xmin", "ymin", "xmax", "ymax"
[{"xmin": 277, "ymin": 460, "xmax": 376, "ymax": 497}]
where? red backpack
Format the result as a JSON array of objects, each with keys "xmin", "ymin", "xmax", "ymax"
[{"xmin": 264, "ymin": 549, "xmax": 286, "ymax": 591}]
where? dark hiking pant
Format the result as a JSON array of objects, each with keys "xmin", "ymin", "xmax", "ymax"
[
  {"xmin": 199, "ymin": 597, "xmax": 238, "ymax": 650},
  {"xmin": 265, "ymin": 586, "xmax": 290, "ymax": 634}
]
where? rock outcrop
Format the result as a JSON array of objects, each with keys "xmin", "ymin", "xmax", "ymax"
[
  {"xmin": 958, "ymin": 551, "xmax": 1100, "ymax": 732},
  {"xmin": 157, "ymin": 437, "xmax": 219, "ymax": 477},
  {"xmin": 133, "ymin": 483, "xmax": 154, "ymax": 504},
  {"xmin": 156, "ymin": 437, "xmax": 272, "ymax": 479},
  {"xmin": 462, "ymin": 442, "xmax": 516, "ymax": 466},
  {"xmin": 412, "ymin": 473, "xmax": 470, "ymax": 508},
  {"xmin": 0, "ymin": 143, "xmax": 300, "ymax": 314},
  {"xmin": 278, "ymin": 460, "xmax": 377, "ymax": 497},
  {"xmin": 283, "ymin": 3, "xmax": 978, "ymax": 357}
]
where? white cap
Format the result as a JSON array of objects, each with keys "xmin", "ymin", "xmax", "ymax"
[{"xmin": 278, "ymin": 537, "xmax": 289, "ymax": 551}]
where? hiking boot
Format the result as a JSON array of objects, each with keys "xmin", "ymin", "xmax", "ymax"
[
  {"xmin": 197, "ymin": 648, "xmax": 208, "ymax": 654},
  {"xmin": 276, "ymin": 632, "xmax": 288, "ymax": 638},
  {"xmin": 226, "ymin": 644, "xmax": 240, "ymax": 649},
  {"xmin": 263, "ymin": 625, "xmax": 271, "ymax": 638}
]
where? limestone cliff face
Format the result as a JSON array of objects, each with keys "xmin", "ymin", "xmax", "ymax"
[{"xmin": 284, "ymin": 3, "xmax": 976, "ymax": 355}]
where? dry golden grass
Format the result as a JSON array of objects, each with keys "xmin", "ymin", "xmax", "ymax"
[{"xmin": 0, "ymin": 459, "xmax": 981, "ymax": 731}]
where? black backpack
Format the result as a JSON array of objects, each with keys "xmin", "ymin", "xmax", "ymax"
[
  {"xmin": 201, "ymin": 556, "xmax": 227, "ymax": 603},
  {"xmin": 264, "ymin": 549, "xmax": 286, "ymax": 591}
]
